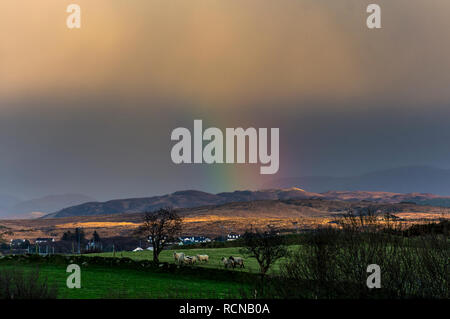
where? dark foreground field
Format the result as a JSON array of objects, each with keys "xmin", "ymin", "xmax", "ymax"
[
  {"xmin": 0, "ymin": 254, "xmax": 252, "ymax": 299},
  {"xmin": 0, "ymin": 220, "xmax": 448, "ymax": 299}
]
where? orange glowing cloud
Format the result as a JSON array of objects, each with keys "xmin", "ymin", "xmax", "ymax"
[
  {"xmin": 1, "ymin": 0, "xmax": 450, "ymax": 108},
  {"xmin": 0, "ymin": 0, "xmax": 366, "ymax": 106}
]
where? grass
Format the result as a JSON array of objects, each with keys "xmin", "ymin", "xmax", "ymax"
[
  {"xmin": 3, "ymin": 222, "xmax": 446, "ymax": 299},
  {"xmin": 0, "ymin": 245, "xmax": 295, "ymax": 299},
  {"xmin": 85, "ymin": 246, "xmax": 297, "ymax": 274},
  {"xmin": 0, "ymin": 261, "xmax": 249, "ymax": 299}
]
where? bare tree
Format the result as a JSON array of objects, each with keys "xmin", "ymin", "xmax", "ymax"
[
  {"xmin": 240, "ymin": 226, "xmax": 287, "ymax": 277},
  {"xmin": 135, "ymin": 208, "xmax": 182, "ymax": 263}
]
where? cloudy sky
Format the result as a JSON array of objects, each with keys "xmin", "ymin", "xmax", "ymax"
[{"xmin": 1, "ymin": 0, "xmax": 450, "ymax": 200}]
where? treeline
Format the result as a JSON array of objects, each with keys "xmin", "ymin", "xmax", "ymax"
[
  {"xmin": 61, "ymin": 228, "xmax": 101, "ymax": 242},
  {"xmin": 245, "ymin": 217, "xmax": 449, "ymax": 299},
  {"xmin": 401, "ymin": 219, "xmax": 449, "ymax": 237}
]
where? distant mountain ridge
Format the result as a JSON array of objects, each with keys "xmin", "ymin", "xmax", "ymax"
[
  {"xmin": 0, "ymin": 194, "xmax": 22, "ymax": 217},
  {"xmin": 3, "ymin": 194, "xmax": 96, "ymax": 219},
  {"xmin": 268, "ymin": 166, "xmax": 450, "ymax": 195},
  {"xmin": 43, "ymin": 188, "xmax": 319, "ymax": 219},
  {"xmin": 42, "ymin": 187, "xmax": 449, "ymax": 219}
]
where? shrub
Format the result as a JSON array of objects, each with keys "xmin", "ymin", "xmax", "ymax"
[
  {"xmin": 0, "ymin": 267, "xmax": 58, "ymax": 299},
  {"xmin": 277, "ymin": 225, "xmax": 449, "ymax": 299}
]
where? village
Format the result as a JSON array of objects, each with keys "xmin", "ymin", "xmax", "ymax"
[{"xmin": 0, "ymin": 231, "xmax": 242, "ymax": 256}]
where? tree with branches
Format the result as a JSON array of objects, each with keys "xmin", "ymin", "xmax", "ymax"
[
  {"xmin": 135, "ymin": 208, "xmax": 182, "ymax": 263},
  {"xmin": 92, "ymin": 231, "xmax": 101, "ymax": 243},
  {"xmin": 240, "ymin": 226, "xmax": 288, "ymax": 278}
]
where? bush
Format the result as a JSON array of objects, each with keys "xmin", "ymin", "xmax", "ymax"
[
  {"xmin": 276, "ymin": 225, "xmax": 449, "ymax": 299},
  {"xmin": 403, "ymin": 220, "xmax": 449, "ymax": 237},
  {"xmin": 0, "ymin": 267, "xmax": 58, "ymax": 299}
]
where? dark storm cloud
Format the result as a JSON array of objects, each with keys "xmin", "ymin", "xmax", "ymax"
[{"xmin": 2, "ymin": 96, "xmax": 450, "ymax": 200}]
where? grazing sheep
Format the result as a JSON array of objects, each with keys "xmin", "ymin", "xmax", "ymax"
[
  {"xmin": 229, "ymin": 256, "xmax": 245, "ymax": 268},
  {"xmin": 196, "ymin": 254, "xmax": 209, "ymax": 263},
  {"xmin": 174, "ymin": 252, "xmax": 185, "ymax": 264},
  {"xmin": 183, "ymin": 255, "xmax": 197, "ymax": 265},
  {"xmin": 221, "ymin": 257, "xmax": 234, "ymax": 269}
]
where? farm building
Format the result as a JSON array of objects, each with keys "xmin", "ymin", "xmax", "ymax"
[
  {"xmin": 10, "ymin": 239, "xmax": 28, "ymax": 248},
  {"xmin": 178, "ymin": 236, "xmax": 211, "ymax": 245},
  {"xmin": 35, "ymin": 238, "xmax": 55, "ymax": 244},
  {"xmin": 227, "ymin": 233, "xmax": 241, "ymax": 241}
]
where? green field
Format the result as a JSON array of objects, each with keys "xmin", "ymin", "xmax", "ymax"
[
  {"xmin": 0, "ymin": 259, "xmax": 250, "ymax": 299},
  {"xmin": 86, "ymin": 246, "xmax": 293, "ymax": 274},
  {"xmin": 2, "ymin": 227, "xmax": 446, "ymax": 299},
  {"xmin": 0, "ymin": 246, "xmax": 291, "ymax": 299}
]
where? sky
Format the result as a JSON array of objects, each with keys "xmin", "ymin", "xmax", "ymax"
[{"xmin": 1, "ymin": 0, "xmax": 450, "ymax": 200}]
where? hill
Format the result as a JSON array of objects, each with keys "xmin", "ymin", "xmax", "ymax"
[
  {"xmin": 0, "ymin": 194, "xmax": 22, "ymax": 218},
  {"xmin": 321, "ymin": 190, "xmax": 442, "ymax": 203},
  {"xmin": 41, "ymin": 187, "xmax": 449, "ymax": 219},
  {"xmin": 268, "ymin": 166, "xmax": 450, "ymax": 195},
  {"xmin": 7, "ymin": 194, "xmax": 96, "ymax": 219},
  {"xmin": 2, "ymin": 198, "xmax": 446, "ymax": 241},
  {"xmin": 43, "ymin": 188, "xmax": 322, "ymax": 218}
]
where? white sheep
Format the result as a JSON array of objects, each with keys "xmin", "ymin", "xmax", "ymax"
[
  {"xmin": 196, "ymin": 254, "xmax": 209, "ymax": 263},
  {"xmin": 173, "ymin": 252, "xmax": 185, "ymax": 264},
  {"xmin": 183, "ymin": 255, "xmax": 197, "ymax": 265}
]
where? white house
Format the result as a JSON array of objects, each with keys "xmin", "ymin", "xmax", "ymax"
[
  {"xmin": 178, "ymin": 236, "xmax": 211, "ymax": 245},
  {"xmin": 227, "ymin": 233, "xmax": 240, "ymax": 241},
  {"xmin": 35, "ymin": 238, "xmax": 55, "ymax": 244}
]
